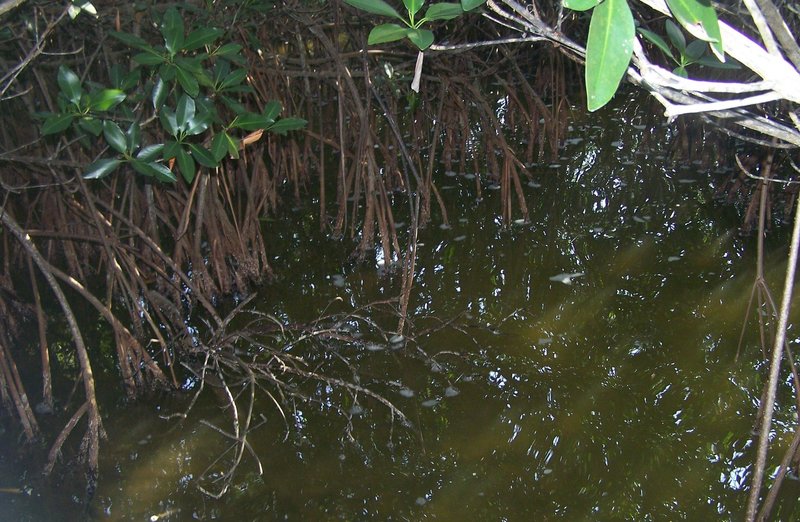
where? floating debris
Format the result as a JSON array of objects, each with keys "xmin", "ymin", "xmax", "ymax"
[
  {"xmin": 389, "ymin": 334, "xmax": 405, "ymax": 345},
  {"xmin": 538, "ymin": 337, "xmax": 553, "ymax": 345},
  {"xmin": 348, "ymin": 404, "xmax": 364, "ymax": 415},
  {"xmin": 527, "ymin": 181, "xmax": 542, "ymax": 188},
  {"xmin": 548, "ymin": 272, "xmax": 585, "ymax": 285},
  {"xmin": 464, "ymin": 173, "xmax": 476, "ymax": 180},
  {"xmin": 439, "ymin": 223, "xmax": 451, "ymax": 230},
  {"xmin": 398, "ymin": 388, "xmax": 415, "ymax": 398},
  {"xmin": 421, "ymin": 399, "xmax": 439, "ymax": 408},
  {"xmin": 444, "ymin": 386, "xmax": 460, "ymax": 397},
  {"xmin": 445, "ymin": 170, "xmax": 457, "ymax": 177},
  {"xmin": 454, "ymin": 235, "xmax": 467, "ymax": 242},
  {"xmin": 365, "ymin": 343, "xmax": 384, "ymax": 352},
  {"xmin": 513, "ymin": 218, "xmax": 526, "ymax": 225},
  {"xmin": 677, "ymin": 178, "xmax": 697, "ymax": 184},
  {"xmin": 667, "ymin": 255, "xmax": 682, "ymax": 262},
  {"xmin": 330, "ymin": 274, "xmax": 346, "ymax": 287}
]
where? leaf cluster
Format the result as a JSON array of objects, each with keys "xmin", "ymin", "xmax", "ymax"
[{"xmin": 42, "ymin": 6, "xmax": 306, "ymax": 184}]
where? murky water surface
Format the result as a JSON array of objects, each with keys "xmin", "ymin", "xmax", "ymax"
[{"xmin": 4, "ymin": 98, "xmax": 800, "ymax": 520}]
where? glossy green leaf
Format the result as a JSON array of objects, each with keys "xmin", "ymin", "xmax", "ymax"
[
  {"xmin": 188, "ymin": 143, "xmax": 218, "ymax": 168},
  {"xmin": 147, "ymin": 162, "xmax": 178, "ymax": 183},
  {"xmin": 152, "ymin": 77, "xmax": 168, "ymax": 110},
  {"xmin": 103, "ymin": 120, "xmax": 128, "ymax": 154},
  {"xmin": 133, "ymin": 51, "xmax": 166, "ymax": 66},
  {"xmin": 136, "ymin": 144, "xmax": 164, "ymax": 161},
  {"xmin": 176, "ymin": 94, "xmax": 196, "ymax": 132},
  {"xmin": 219, "ymin": 68, "xmax": 248, "ymax": 91},
  {"xmin": 406, "ymin": 27, "xmax": 434, "ymax": 50},
  {"xmin": 637, "ymin": 28, "xmax": 674, "ymax": 60},
  {"xmin": 57, "ymin": 66, "xmax": 82, "ymax": 106},
  {"xmin": 78, "ymin": 117, "xmax": 102, "ymax": 136},
  {"xmin": 268, "ymin": 117, "xmax": 307, "ymax": 135},
  {"xmin": 176, "ymin": 146, "xmax": 196, "ymax": 183},
  {"xmin": 233, "ymin": 112, "xmax": 275, "ymax": 131},
  {"xmin": 126, "ymin": 122, "xmax": 141, "ymax": 152},
  {"xmin": 42, "ymin": 113, "xmax": 75, "ymax": 135},
  {"xmin": 221, "ymin": 95, "xmax": 246, "ymax": 115},
  {"xmin": 163, "ymin": 140, "xmax": 181, "ymax": 160},
  {"xmin": 183, "ymin": 27, "xmax": 223, "ymax": 51},
  {"xmin": 585, "ymin": 0, "xmax": 634, "ymax": 111},
  {"xmin": 563, "ymin": 0, "xmax": 600, "ymax": 12},
  {"xmin": 262, "ymin": 100, "xmax": 282, "ymax": 122},
  {"xmin": 665, "ymin": 19, "xmax": 685, "ymax": 53},
  {"xmin": 161, "ymin": 7, "xmax": 185, "ymax": 55},
  {"xmin": 160, "ymin": 109, "xmax": 178, "ymax": 137},
  {"xmin": 673, "ymin": 65, "xmax": 688, "ymax": 77},
  {"xmin": 213, "ymin": 131, "xmax": 239, "ymax": 160},
  {"xmin": 185, "ymin": 113, "xmax": 210, "ymax": 136},
  {"xmin": 176, "ymin": 67, "xmax": 200, "ymax": 97},
  {"xmin": 665, "ymin": 0, "xmax": 723, "ymax": 59},
  {"xmin": 343, "ymin": 0, "xmax": 403, "ymax": 20},
  {"xmin": 84, "ymin": 158, "xmax": 121, "ymax": 179},
  {"xmin": 368, "ymin": 24, "xmax": 409, "ymax": 46},
  {"xmin": 423, "ymin": 3, "xmax": 464, "ymax": 21},
  {"xmin": 89, "ymin": 89, "xmax": 125, "ymax": 111},
  {"xmin": 461, "ymin": 0, "xmax": 486, "ymax": 10},
  {"xmin": 404, "ymin": 0, "xmax": 423, "ymax": 17},
  {"xmin": 109, "ymin": 31, "xmax": 152, "ymax": 51},
  {"xmin": 214, "ymin": 43, "xmax": 243, "ymax": 58}
]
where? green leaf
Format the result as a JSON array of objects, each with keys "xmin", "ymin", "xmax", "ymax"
[
  {"xmin": 423, "ymin": 3, "xmax": 464, "ymax": 21},
  {"xmin": 218, "ymin": 68, "xmax": 248, "ymax": 91},
  {"xmin": 404, "ymin": 0, "xmax": 424, "ymax": 17},
  {"xmin": 148, "ymin": 162, "xmax": 178, "ymax": 183},
  {"xmin": 665, "ymin": 19, "xmax": 685, "ymax": 53},
  {"xmin": 214, "ymin": 43, "xmax": 243, "ymax": 57},
  {"xmin": 152, "ymin": 76, "xmax": 168, "ymax": 110},
  {"xmin": 585, "ymin": 0, "xmax": 634, "ymax": 111},
  {"xmin": 160, "ymin": 109, "xmax": 178, "ymax": 137},
  {"xmin": 233, "ymin": 112, "xmax": 275, "ymax": 131},
  {"xmin": 461, "ymin": 0, "xmax": 486, "ymax": 10},
  {"xmin": 161, "ymin": 7, "xmax": 185, "ymax": 55},
  {"xmin": 563, "ymin": 0, "xmax": 600, "ymax": 11},
  {"xmin": 183, "ymin": 27, "xmax": 223, "ymax": 51},
  {"xmin": 176, "ymin": 146, "xmax": 196, "ymax": 183},
  {"xmin": 89, "ymin": 89, "xmax": 126, "ymax": 111},
  {"xmin": 103, "ymin": 120, "xmax": 128, "ymax": 154},
  {"xmin": 126, "ymin": 122, "xmax": 141, "ymax": 152},
  {"xmin": 57, "ymin": 65, "xmax": 82, "ymax": 106},
  {"xmin": 84, "ymin": 158, "xmax": 121, "ymax": 179},
  {"xmin": 262, "ymin": 100, "xmax": 282, "ymax": 122},
  {"xmin": 212, "ymin": 131, "xmax": 239, "ymax": 160},
  {"xmin": 685, "ymin": 39, "xmax": 706, "ymax": 61},
  {"xmin": 158, "ymin": 63, "xmax": 177, "ymax": 82},
  {"xmin": 267, "ymin": 117, "xmax": 307, "ymax": 135},
  {"xmin": 368, "ymin": 24, "xmax": 410, "ymax": 46},
  {"xmin": 185, "ymin": 113, "xmax": 210, "ymax": 136},
  {"xmin": 136, "ymin": 144, "xmax": 164, "ymax": 161},
  {"xmin": 221, "ymin": 95, "xmax": 246, "ymax": 115},
  {"xmin": 163, "ymin": 140, "xmax": 182, "ymax": 160},
  {"xmin": 696, "ymin": 55, "xmax": 740, "ymax": 69},
  {"xmin": 343, "ymin": 0, "xmax": 403, "ymax": 20},
  {"xmin": 665, "ymin": 0, "xmax": 723, "ymax": 59},
  {"xmin": 134, "ymin": 51, "xmax": 166, "ymax": 66},
  {"xmin": 673, "ymin": 65, "xmax": 688, "ymax": 77},
  {"xmin": 176, "ymin": 67, "xmax": 200, "ymax": 97},
  {"xmin": 188, "ymin": 143, "xmax": 218, "ymax": 168},
  {"xmin": 176, "ymin": 94, "xmax": 196, "ymax": 132},
  {"xmin": 405, "ymin": 27, "xmax": 434, "ymax": 50},
  {"xmin": 78, "ymin": 117, "xmax": 103, "ymax": 136},
  {"xmin": 109, "ymin": 31, "xmax": 152, "ymax": 51},
  {"xmin": 42, "ymin": 113, "xmax": 75, "ymax": 135},
  {"xmin": 637, "ymin": 28, "xmax": 674, "ymax": 60}
]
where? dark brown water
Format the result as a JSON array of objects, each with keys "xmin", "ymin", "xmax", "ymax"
[{"xmin": 3, "ymin": 96, "xmax": 800, "ymax": 520}]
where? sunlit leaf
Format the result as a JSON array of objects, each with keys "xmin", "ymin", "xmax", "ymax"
[
  {"xmin": 368, "ymin": 24, "xmax": 409, "ymax": 45},
  {"xmin": 126, "ymin": 122, "xmax": 141, "ymax": 152},
  {"xmin": 57, "ymin": 65, "xmax": 82, "ymax": 106},
  {"xmin": 135, "ymin": 144, "xmax": 164, "ymax": 161},
  {"xmin": 585, "ymin": 0, "xmax": 634, "ymax": 111},
  {"xmin": 665, "ymin": 0, "xmax": 723, "ymax": 59},
  {"xmin": 89, "ymin": 89, "xmax": 125, "ymax": 111},
  {"xmin": 343, "ymin": 0, "xmax": 403, "ymax": 20},
  {"xmin": 423, "ymin": 3, "xmax": 464, "ymax": 21},
  {"xmin": 563, "ymin": 0, "xmax": 600, "ymax": 12},
  {"xmin": 152, "ymin": 76, "xmax": 168, "ymax": 110},
  {"xmin": 404, "ymin": 0, "xmax": 423, "ymax": 17},
  {"xmin": 103, "ymin": 120, "xmax": 128, "ymax": 154},
  {"xmin": 83, "ymin": 158, "xmax": 121, "ymax": 179}
]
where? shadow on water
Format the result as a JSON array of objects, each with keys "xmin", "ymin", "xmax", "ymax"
[{"xmin": 4, "ymin": 95, "xmax": 800, "ymax": 520}]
